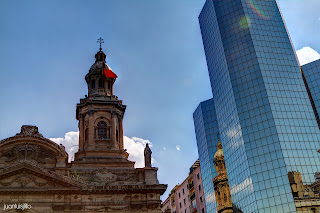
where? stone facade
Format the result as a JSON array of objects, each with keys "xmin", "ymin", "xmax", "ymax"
[
  {"xmin": 288, "ymin": 171, "xmax": 320, "ymax": 212},
  {"xmin": 212, "ymin": 142, "xmax": 233, "ymax": 213},
  {"xmin": 0, "ymin": 48, "xmax": 167, "ymax": 213}
]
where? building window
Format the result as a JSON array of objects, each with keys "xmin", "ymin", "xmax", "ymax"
[
  {"xmin": 179, "ymin": 203, "xmax": 181, "ymax": 208},
  {"xmin": 178, "ymin": 192, "xmax": 181, "ymax": 198},
  {"xmin": 184, "ymin": 199, "xmax": 186, "ymax": 204},
  {"xmin": 197, "ymin": 173, "xmax": 200, "ymax": 179},
  {"xmin": 96, "ymin": 121, "xmax": 109, "ymax": 139},
  {"xmin": 116, "ymin": 129, "xmax": 119, "ymax": 142},
  {"xmin": 91, "ymin": 80, "xmax": 96, "ymax": 89},
  {"xmin": 202, "ymin": 208, "xmax": 205, "ymax": 213},
  {"xmin": 199, "ymin": 185, "xmax": 201, "ymax": 191},
  {"xmin": 99, "ymin": 78, "xmax": 104, "ymax": 88},
  {"xmin": 183, "ymin": 188, "xmax": 185, "ymax": 194},
  {"xmin": 200, "ymin": 196, "xmax": 203, "ymax": 202}
]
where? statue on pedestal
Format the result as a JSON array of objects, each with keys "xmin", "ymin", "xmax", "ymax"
[{"xmin": 144, "ymin": 144, "xmax": 152, "ymax": 167}]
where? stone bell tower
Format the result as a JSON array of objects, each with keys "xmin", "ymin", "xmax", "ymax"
[
  {"xmin": 73, "ymin": 42, "xmax": 132, "ymax": 167},
  {"xmin": 213, "ymin": 142, "xmax": 234, "ymax": 213}
]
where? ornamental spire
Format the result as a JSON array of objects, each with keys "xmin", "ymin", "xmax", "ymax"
[{"xmin": 97, "ymin": 37, "xmax": 104, "ymax": 51}]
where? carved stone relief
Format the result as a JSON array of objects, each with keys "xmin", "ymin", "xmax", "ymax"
[
  {"xmin": 0, "ymin": 171, "xmax": 53, "ymax": 187},
  {"xmin": 15, "ymin": 125, "xmax": 43, "ymax": 137},
  {"xmin": 1, "ymin": 143, "xmax": 56, "ymax": 166}
]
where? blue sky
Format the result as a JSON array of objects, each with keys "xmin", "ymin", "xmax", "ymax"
[{"xmin": 0, "ymin": 0, "xmax": 319, "ymax": 200}]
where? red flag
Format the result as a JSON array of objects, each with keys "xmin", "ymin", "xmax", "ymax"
[{"xmin": 103, "ymin": 67, "xmax": 117, "ymax": 78}]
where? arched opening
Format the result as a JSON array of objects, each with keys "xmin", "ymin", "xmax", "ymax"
[
  {"xmin": 98, "ymin": 78, "xmax": 104, "ymax": 88},
  {"xmin": 96, "ymin": 121, "xmax": 110, "ymax": 140},
  {"xmin": 116, "ymin": 129, "xmax": 119, "ymax": 142},
  {"xmin": 91, "ymin": 79, "xmax": 96, "ymax": 89}
]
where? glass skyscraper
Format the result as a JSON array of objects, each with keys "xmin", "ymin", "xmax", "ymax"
[
  {"xmin": 195, "ymin": 0, "xmax": 320, "ymax": 212},
  {"xmin": 301, "ymin": 59, "xmax": 320, "ymax": 129},
  {"xmin": 193, "ymin": 98, "xmax": 220, "ymax": 212}
]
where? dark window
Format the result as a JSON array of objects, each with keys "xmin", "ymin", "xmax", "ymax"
[
  {"xmin": 116, "ymin": 129, "xmax": 119, "ymax": 142},
  {"xmin": 197, "ymin": 173, "xmax": 200, "ymax": 179},
  {"xmin": 91, "ymin": 80, "xmax": 96, "ymax": 89},
  {"xmin": 179, "ymin": 203, "xmax": 181, "ymax": 208},
  {"xmin": 182, "ymin": 188, "xmax": 185, "ymax": 194},
  {"xmin": 199, "ymin": 185, "xmax": 201, "ymax": 191},
  {"xmin": 99, "ymin": 78, "xmax": 104, "ymax": 88},
  {"xmin": 97, "ymin": 121, "xmax": 109, "ymax": 139},
  {"xmin": 200, "ymin": 196, "xmax": 203, "ymax": 202},
  {"xmin": 178, "ymin": 192, "xmax": 180, "ymax": 198},
  {"xmin": 202, "ymin": 208, "xmax": 205, "ymax": 213}
]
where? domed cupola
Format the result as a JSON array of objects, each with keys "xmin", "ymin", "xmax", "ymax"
[
  {"xmin": 85, "ymin": 39, "xmax": 118, "ymax": 98},
  {"xmin": 213, "ymin": 142, "xmax": 226, "ymax": 176}
]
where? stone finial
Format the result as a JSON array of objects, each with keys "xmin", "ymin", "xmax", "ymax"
[
  {"xmin": 144, "ymin": 144, "xmax": 152, "ymax": 168},
  {"xmin": 16, "ymin": 125, "xmax": 43, "ymax": 137}
]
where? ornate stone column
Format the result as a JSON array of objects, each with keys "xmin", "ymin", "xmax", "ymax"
[
  {"xmin": 88, "ymin": 110, "xmax": 95, "ymax": 149},
  {"xmin": 111, "ymin": 112, "xmax": 117, "ymax": 148},
  {"xmin": 78, "ymin": 114, "xmax": 84, "ymax": 151},
  {"xmin": 119, "ymin": 115, "xmax": 124, "ymax": 149}
]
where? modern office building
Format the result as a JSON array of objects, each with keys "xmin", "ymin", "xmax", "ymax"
[
  {"xmin": 193, "ymin": 98, "xmax": 219, "ymax": 212},
  {"xmin": 301, "ymin": 59, "xmax": 320, "ymax": 129},
  {"xmin": 161, "ymin": 160, "xmax": 207, "ymax": 213},
  {"xmin": 195, "ymin": 0, "xmax": 320, "ymax": 212}
]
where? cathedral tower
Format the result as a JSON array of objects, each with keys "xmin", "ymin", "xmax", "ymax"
[
  {"xmin": 0, "ymin": 40, "xmax": 167, "ymax": 212},
  {"xmin": 73, "ymin": 45, "xmax": 132, "ymax": 167},
  {"xmin": 213, "ymin": 142, "xmax": 233, "ymax": 213}
]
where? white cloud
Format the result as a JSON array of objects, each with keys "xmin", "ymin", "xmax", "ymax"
[
  {"xmin": 230, "ymin": 177, "xmax": 254, "ymax": 195},
  {"xmin": 296, "ymin": 47, "xmax": 320, "ymax": 66},
  {"xmin": 124, "ymin": 136, "xmax": 154, "ymax": 168},
  {"xmin": 163, "ymin": 147, "xmax": 166, "ymax": 151},
  {"xmin": 50, "ymin": 131, "xmax": 79, "ymax": 162},
  {"xmin": 226, "ymin": 124, "xmax": 244, "ymax": 149},
  {"xmin": 50, "ymin": 131, "xmax": 153, "ymax": 168},
  {"xmin": 176, "ymin": 145, "xmax": 181, "ymax": 151}
]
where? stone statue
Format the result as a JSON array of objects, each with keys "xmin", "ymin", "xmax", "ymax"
[{"xmin": 144, "ymin": 144, "xmax": 152, "ymax": 167}]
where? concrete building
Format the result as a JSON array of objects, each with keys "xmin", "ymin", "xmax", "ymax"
[
  {"xmin": 195, "ymin": 0, "xmax": 320, "ymax": 212},
  {"xmin": 161, "ymin": 160, "xmax": 206, "ymax": 213},
  {"xmin": 0, "ymin": 46, "xmax": 167, "ymax": 212}
]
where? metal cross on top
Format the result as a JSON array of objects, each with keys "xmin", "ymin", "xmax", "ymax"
[{"xmin": 97, "ymin": 37, "xmax": 104, "ymax": 51}]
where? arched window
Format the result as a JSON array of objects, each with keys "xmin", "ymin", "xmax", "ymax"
[
  {"xmin": 91, "ymin": 79, "xmax": 96, "ymax": 89},
  {"xmin": 97, "ymin": 121, "xmax": 109, "ymax": 140},
  {"xmin": 116, "ymin": 129, "xmax": 119, "ymax": 142},
  {"xmin": 99, "ymin": 78, "xmax": 104, "ymax": 88},
  {"xmin": 85, "ymin": 128, "xmax": 89, "ymax": 142}
]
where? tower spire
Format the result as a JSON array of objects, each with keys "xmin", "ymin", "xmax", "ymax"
[{"xmin": 97, "ymin": 37, "xmax": 104, "ymax": 51}]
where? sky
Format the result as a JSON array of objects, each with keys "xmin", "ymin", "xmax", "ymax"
[{"xmin": 0, "ymin": 0, "xmax": 319, "ymax": 200}]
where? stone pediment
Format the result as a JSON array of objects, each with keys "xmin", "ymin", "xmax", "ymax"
[
  {"xmin": 0, "ymin": 126, "xmax": 68, "ymax": 160},
  {"xmin": 0, "ymin": 162, "xmax": 86, "ymax": 190}
]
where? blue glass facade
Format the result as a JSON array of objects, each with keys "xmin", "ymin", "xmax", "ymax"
[
  {"xmin": 193, "ymin": 98, "xmax": 220, "ymax": 212},
  {"xmin": 301, "ymin": 59, "xmax": 320, "ymax": 129},
  {"xmin": 196, "ymin": 0, "xmax": 320, "ymax": 212}
]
